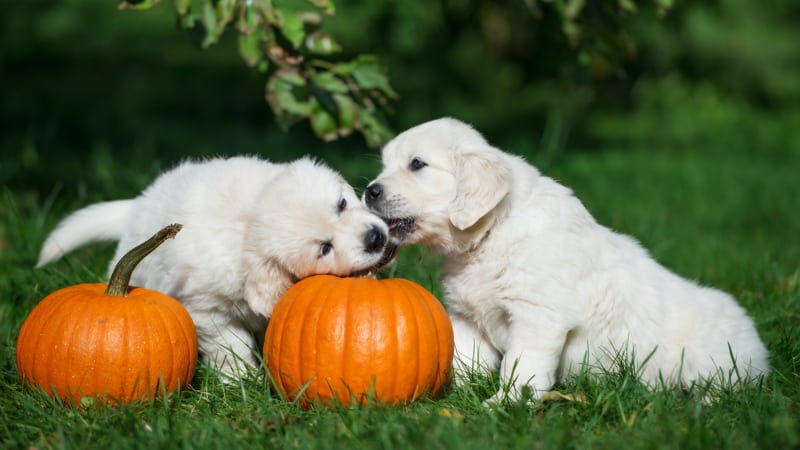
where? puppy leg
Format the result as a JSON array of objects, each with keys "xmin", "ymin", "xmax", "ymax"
[
  {"xmin": 485, "ymin": 318, "xmax": 568, "ymax": 405},
  {"xmin": 199, "ymin": 322, "xmax": 260, "ymax": 380},
  {"xmin": 451, "ymin": 313, "xmax": 501, "ymax": 386}
]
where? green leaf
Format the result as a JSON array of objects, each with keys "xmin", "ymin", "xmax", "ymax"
[
  {"xmin": 266, "ymin": 69, "xmax": 311, "ymax": 129},
  {"xmin": 279, "ymin": 11, "xmax": 305, "ymax": 49},
  {"xmin": 350, "ymin": 57, "xmax": 398, "ymax": 97},
  {"xmin": 310, "ymin": 82, "xmax": 339, "ymax": 119},
  {"xmin": 237, "ymin": 2, "xmax": 261, "ymax": 32},
  {"xmin": 654, "ymin": 0, "xmax": 674, "ymax": 15},
  {"xmin": 275, "ymin": 69, "xmax": 306, "ymax": 86},
  {"xmin": 310, "ymin": 72, "xmax": 348, "ymax": 94},
  {"xmin": 305, "ymin": 31, "xmax": 342, "ymax": 55},
  {"xmin": 565, "ymin": 0, "xmax": 585, "ymax": 20},
  {"xmin": 333, "ymin": 93, "xmax": 358, "ymax": 134},
  {"xmin": 306, "ymin": 0, "xmax": 335, "ymax": 15},
  {"xmin": 215, "ymin": 0, "xmax": 238, "ymax": 25},
  {"xmin": 239, "ymin": 30, "xmax": 269, "ymax": 72},
  {"xmin": 309, "ymin": 101, "xmax": 339, "ymax": 141},
  {"xmin": 618, "ymin": 0, "xmax": 636, "ymax": 13},
  {"xmin": 173, "ymin": 0, "xmax": 191, "ymax": 16},
  {"xmin": 201, "ymin": 0, "xmax": 219, "ymax": 48},
  {"xmin": 119, "ymin": 0, "xmax": 158, "ymax": 10}
]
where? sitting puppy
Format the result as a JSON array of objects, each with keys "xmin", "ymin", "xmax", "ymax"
[
  {"xmin": 364, "ymin": 117, "xmax": 768, "ymax": 403},
  {"xmin": 38, "ymin": 156, "xmax": 397, "ymax": 377}
]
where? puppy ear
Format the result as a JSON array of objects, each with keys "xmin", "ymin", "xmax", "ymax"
[
  {"xmin": 244, "ymin": 257, "xmax": 294, "ymax": 320},
  {"xmin": 448, "ymin": 148, "xmax": 511, "ymax": 230}
]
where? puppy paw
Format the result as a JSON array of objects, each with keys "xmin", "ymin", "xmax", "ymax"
[{"xmin": 482, "ymin": 391, "xmax": 508, "ymax": 408}]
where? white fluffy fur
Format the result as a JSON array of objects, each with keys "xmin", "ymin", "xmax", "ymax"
[
  {"xmin": 365, "ymin": 118, "xmax": 769, "ymax": 403},
  {"xmin": 38, "ymin": 155, "xmax": 393, "ymax": 377}
]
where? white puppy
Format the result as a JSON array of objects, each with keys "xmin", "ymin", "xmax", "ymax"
[
  {"xmin": 38, "ymin": 155, "xmax": 397, "ymax": 377},
  {"xmin": 364, "ymin": 118, "xmax": 768, "ymax": 403}
]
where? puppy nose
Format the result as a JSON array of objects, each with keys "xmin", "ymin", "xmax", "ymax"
[
  {"xmin": 364, "ymin": 225, "xmax": 387, "ymax": 253},
  {"xmin": 365, "ymin": 183, "xmax": 383, "ymax": 206}
]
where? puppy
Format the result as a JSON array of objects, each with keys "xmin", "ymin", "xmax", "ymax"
[
  {"xmin": 38, "ymin": 156, "xmax": 397, "ymax": 377},
  {"xmin": 364, "ymin": 117, "xmax": 768, "ymax": 403}
]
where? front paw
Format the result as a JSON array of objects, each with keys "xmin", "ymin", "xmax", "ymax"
[
  {"xmin": 482, "ymin": 385, "xmax": 541, "ymax": 407},
  {"xmin": 482, "ymin": 390, "xmax": 509, "ymax": 407}
]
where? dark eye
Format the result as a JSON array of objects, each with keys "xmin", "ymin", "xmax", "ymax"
[
  {"xmin": 409, "ymin": 157, "xmax": 427, "ymax": 171},
  {"xmin": 337, "ymin": 197, "xmax": 347, "ymax": 212},
  {"xmin": 319, "ymin": 241, "xmax": 333, "ymax": 257}
]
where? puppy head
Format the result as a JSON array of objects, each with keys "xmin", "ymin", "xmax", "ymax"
[
  {"xmin": 244, "ymin": 158, "xmax": 398, "ymax": 317},
  {"xmin": 247, "ymin": 158, "xmax": 397, "ymax": 282},
  {"xmin": 364, "ymin": 118, "xmax": 511, "ymax": 253}
]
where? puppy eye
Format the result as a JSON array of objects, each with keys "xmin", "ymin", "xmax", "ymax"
[
  {"xmin": 409, "ymin": 157, "xmax": 427, "ymax": 171},
  {"xmin": 337, "ymin": 197, "xmax": 347, "ymax": 212},
  {"xmin": 319, "ymin": 241, "xmax": 333, "ymax": 257}
]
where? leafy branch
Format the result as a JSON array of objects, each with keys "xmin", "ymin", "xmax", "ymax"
[{"xmin": 120, "ymin": 0, "xmax": 397, "ymax": 147}]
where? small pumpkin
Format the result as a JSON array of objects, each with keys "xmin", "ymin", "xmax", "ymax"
[
  {"xmin": 264, "ymin": 274, "xmax": 454, "ymax": 407},
  {"xmin": 16, "ymin": 224, "xmax": 198, "ymax": 405}
]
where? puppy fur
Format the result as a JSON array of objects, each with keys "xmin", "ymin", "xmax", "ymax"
[
  {"xmin": 38, "ymin": 155, "xmax": 395, "ymax": 377},
  {"xmin": 365, "ymin": 117, "xmax": 769, "ymax": 403}
]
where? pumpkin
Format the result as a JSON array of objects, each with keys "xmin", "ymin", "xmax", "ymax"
[
  {"xmin": 16, "ymin": 224, "xmax": 198, "ymax": 405},
  {"xmin": 264, "ymin": 274, "xmax": 454, "ymax": 407}
]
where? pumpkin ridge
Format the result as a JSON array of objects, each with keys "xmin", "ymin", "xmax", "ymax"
[
  {"xmin": 147, "ymin": 297, "xmax": 172, "ymax": 398},
  {"xmin": 162, "ymin": 298, "xmax": 186, "ymax": 393},
  {"xmin": 19, "ymin": 291, "xmax": 57, "ymax": 392},
  {"xmin": 118, "ymin": 297, "xmax": 138, "ymax": 402},
  {"xmin": 430, "ymin": 290, "xmax": 453, "ymax": 394},
  {"xmin": 381, "ymin": 280, "xmax": 399, "ymax": 402},
  {"xmin": 266, "ymin": 286, "xmax": 289, "ymax": 397},
  {"xmin": 45, "ymin": 289, "xmax": 88, "ymax": 396},
  {"xmin": 56, "ymin": 289, "xmax": 92, "ymax": 399},
  {"xmin": 419, "ymin": 283, "xmax": 443, "ymax": 395},
  {"xmin": 284, "ymin": 278, "xmax": 317, "ymax": 399},
  {"xmin": 80, "ymin": 292, "xmax": 107, "ymax": 402},
  {"xmin": 174, "ymin": 298, "xmax": 199, "ymax": 385},
  {"xmin": 305, "ymin": 277, "xmax": 328, "ymax": 404},
  {"xmin": 406, "ymin": 282, "xmax": 425, "ymax": 398},
  {"xmin": 332, "ymin": 279, "xmax": 353, "ymax": 405},
  {"xmin": 274, "ymin": 285, "xmax": 296, "ymax": 396}
]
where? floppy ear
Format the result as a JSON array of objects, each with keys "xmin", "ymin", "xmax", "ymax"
[
  {"xmin": 448, "ymin": 148, "xmax": 511, "ymax": 230},
  {"xmin": 244, "ymin": 257, "xmax": 295, "ymax": 320}
]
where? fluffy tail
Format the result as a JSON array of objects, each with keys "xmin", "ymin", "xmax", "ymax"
[{"xmin": 36, "ymin": 200, "xmax": 133, "ymax": 267}]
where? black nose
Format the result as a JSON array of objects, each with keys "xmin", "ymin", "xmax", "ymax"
[
  {"xmin": 364, "ymin": 225, "xmax": 387, "ymax": 253},
  {"xmin": 365, "ymin": 183, "xmax": 383, "ymax": 206}
]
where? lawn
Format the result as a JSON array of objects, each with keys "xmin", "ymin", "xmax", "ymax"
[{"xmin": 1, "ymin": 141, "xmax": 798, "ymax": 449}]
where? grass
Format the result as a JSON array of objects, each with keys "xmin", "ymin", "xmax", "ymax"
[{"xmin": 1, "ymin": 143, "xmax": 798, "ymax": 450}]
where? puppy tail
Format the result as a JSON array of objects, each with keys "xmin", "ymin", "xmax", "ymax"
[{"xmin": 36, "ymin": 200, "xmax": 133, "ymax": 267}]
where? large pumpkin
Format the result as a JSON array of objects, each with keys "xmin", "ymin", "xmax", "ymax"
[
  {"xmin": 264, "ymin": 275, "xmax": 454, "ymax": 407},
  {"xmin": 16, "ymin": 224, "xmax": 198, "ymax": 405}
]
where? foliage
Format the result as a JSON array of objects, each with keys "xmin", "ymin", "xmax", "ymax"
[
  {"xmin": 114, "ymin": 0, "xmax": 678, "ymax": 147},
  {"xmin": 120, "ymin": 0, "xmax": 398, "ymax": 147}
]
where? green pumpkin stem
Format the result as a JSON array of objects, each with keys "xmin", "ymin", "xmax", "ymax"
[{"xmin": 105, "ymin": 224, "xmax": 183, "ymax": 297}]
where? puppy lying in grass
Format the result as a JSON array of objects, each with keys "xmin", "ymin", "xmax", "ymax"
[
  {"xmin": 38, "ymin": 156, "xmax": 397, "ymax": 377},
  {"xmin": 365, "ymin": 118, "xmax": 768, "ymax": 403}
]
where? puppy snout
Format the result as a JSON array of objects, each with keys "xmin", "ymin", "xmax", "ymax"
[
  {"xmin": 365, "ymin": 183, "xmax": 383, "ymax": 206},
  {"xmin": 364, "ymin": 225, "xmax": 387, "ymax": 253}
]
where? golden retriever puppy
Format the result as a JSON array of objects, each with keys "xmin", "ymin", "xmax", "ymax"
[
  {"xmin": 38, "ymin": 156, "xmax": 397, "ymax": 377},
  {"xmin": 364, "ymin": 118, "xmax": 768, "ymax": 403}
]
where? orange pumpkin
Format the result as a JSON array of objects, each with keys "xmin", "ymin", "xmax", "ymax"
[
  {"xmin": 16, "ymin": 224, "xmax": 198, "ymax": 405},
  {"xmin": 264, "ymin": 274, "xmax": 454, "ymax": 407}
]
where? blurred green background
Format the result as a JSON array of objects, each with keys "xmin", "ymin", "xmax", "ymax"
[{"xmin": 1, "ymin": 0, "xmax": 799, "ymax": 209}]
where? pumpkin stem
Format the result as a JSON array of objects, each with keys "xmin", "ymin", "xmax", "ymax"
[{"xmin": 105, "ymin": 224, "xmax": 183, "ymax": 297}]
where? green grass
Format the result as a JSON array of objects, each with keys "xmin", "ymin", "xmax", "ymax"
[{"xmin": 1, "ymin": 145, "xmax": 798, "ymax": 449}]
